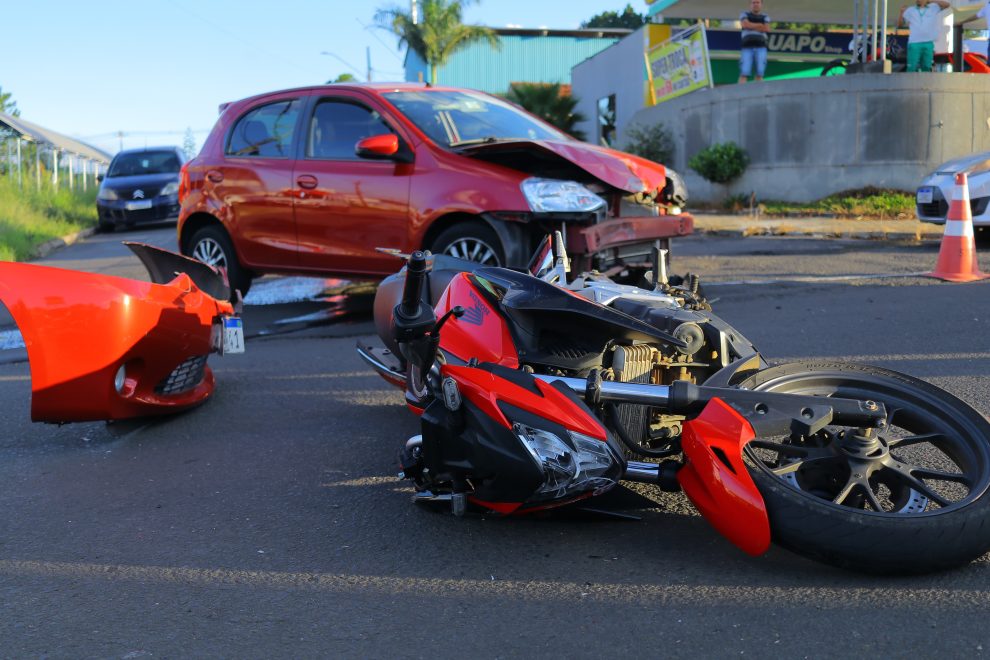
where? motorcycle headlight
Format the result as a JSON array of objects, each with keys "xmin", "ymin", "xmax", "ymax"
[
  {"xmin": 513, "ymin": 423, "xmax": 618, "ymax": 502},
  {"xmin": 97, "ymin": 187, "xmax": 118, "ymax": 201},
  {"xmin": 159, "ymin": 181, "xmax": 179, "ymax": 196},
  {"xmin": 521, "ymin": 178, "xmax": 606, "ymax": 213}
]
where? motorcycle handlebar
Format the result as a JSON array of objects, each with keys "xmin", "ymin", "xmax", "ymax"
[{"xmin": 399, "ymin": 251, "xmax": 428, "ymax": 320}]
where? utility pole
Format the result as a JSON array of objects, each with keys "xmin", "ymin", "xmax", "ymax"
[
  {"xmin": 367, "ymin": 46, "xmax": 372, "ymax": 81},
  {"xmin": 411, "ymin": 0, "xmax": 418, "ymax": 24},
  {"xmin": 117, "ymin": 130, "xmax": 124, "ymax": 152}
]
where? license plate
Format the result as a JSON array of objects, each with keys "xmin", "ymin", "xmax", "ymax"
[
  {"xmin": 917, "ymin": 187, "xmax": 934, "ymax": 204},
  {"xmin": 212, "ymin": 316, "xmax": 245, "ymax": 355},
  {"xmin": 125, "ymin": 199, "xmax": 153, "ymax": 211}
]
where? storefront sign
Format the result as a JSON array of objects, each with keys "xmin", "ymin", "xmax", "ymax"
[
  {"xmin": 706, "ymin": 29, "xmax": 849, "ymax": 61},
  {"xmin": 646, "ymin": 24, "xmax": 713, "ymax": 105}
]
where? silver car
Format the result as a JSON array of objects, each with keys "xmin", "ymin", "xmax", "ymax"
[{"xmin": 916, "ymin": 151, "xmax": 990, "ymax": 225}]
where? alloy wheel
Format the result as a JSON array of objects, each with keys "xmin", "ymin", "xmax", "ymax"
[{"xmin": 442, "ymin": 237, "xmax": 501, "ymax": 266}]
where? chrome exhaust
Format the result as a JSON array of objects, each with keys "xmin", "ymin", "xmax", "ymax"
[{"xmin": 534, "ymin": 374, "xmax": 671, "ymax": 407}]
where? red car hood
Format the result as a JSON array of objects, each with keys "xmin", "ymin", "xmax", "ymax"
[{"xmin": 457, "ymin": 139, "xmax": 668, "ymax": 194}]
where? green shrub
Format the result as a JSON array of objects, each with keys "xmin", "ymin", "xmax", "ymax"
[
  {"xmin": 688, "ymin": 142, "xmax": 749, "ymax": 184},
  {"xmin": 621, "ymin": 122, "xmax": 675, "ymax": 164}
]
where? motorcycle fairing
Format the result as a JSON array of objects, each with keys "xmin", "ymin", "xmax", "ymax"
[
  {"xmin": 434, "ymin": 273, "xmax": 519, "ymax": 368},
  {"xmin": 677, "ymin": 398, "xmax": 771, "ymax": 557},
  {"xmin": 0, "ymin": 261, "xmax": 235, "ymax": 422},
  {"xmin": 442, "ymin": 363, "xmax": 606, "ymax": 439}
]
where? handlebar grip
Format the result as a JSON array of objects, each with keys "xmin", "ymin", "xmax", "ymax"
[{"xmin": 399, "ymin": 251, "xmax": 428, "ymax": 319}]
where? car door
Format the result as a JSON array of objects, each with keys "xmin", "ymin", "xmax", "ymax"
[
  {"xmin": 292, "ymin": 93, "xmax": 413, "ymax": 276},
  {"xmin": 215, "ymin": 94, "xmax": 303, "ymax": 269}
]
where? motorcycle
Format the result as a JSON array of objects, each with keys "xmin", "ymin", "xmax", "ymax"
[{"xmin": 357, "ymin": 233, "xmax": 990, "ymax": 574}]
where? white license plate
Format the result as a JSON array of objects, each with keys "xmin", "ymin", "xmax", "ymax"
[
  {"xmin": 917, "ymin": 187, "xmax": 934, "ymax": 204},
  {"xmin": 125, "ymin": 199, "xmax": 153, "ymax": 211},
  {"xmin": 212, "ymin": 316, "xmax": 245, "ymax": 355}
]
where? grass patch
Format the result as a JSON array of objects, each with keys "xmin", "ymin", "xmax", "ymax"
[
  {"xmin": 0, "ymin": 176, "xmax": 97, "ymax": 261},
  {"xmin": 761, "ymin": 187, "xmax": 915, "ymax": 218}
]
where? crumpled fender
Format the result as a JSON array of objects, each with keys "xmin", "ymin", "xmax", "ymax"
[
  {"xmin": 0, "ymin": 261, "xmax": 235, "ymax": 423},
  {"xmin": 677, "ymin": 398, "xmax": 771, "ymax": 557}
]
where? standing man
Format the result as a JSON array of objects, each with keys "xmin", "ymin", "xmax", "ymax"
[
  {"xmin": 738, "ymin": 0, "xmax": 771, "ymax": 83},
  {"xmin": 899, "ymin": 0, "xmax": 952, "ymax": 72}
]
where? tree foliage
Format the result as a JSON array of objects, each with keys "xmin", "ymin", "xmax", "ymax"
[
  {"xmin": 688, "ymin": 142, "xmax": 749, "ymax": 184},
  {"xmin": 506, "ymin": 83, "xmax": 586, "ymax": 140},
  {"xmin": 182, "ymin": 128, "xmax": 197, "ymax": 160},
  {"xmin": 375, "ymin": 0, "xmax": 499, "ymax": 85},
  {"xmin": 328, "ymin": 73, "xmax": 358, "ymax": 84},
  {"xmin": 0, "ymin": 86, "xmax": 20, "ymax": 117},
  {"xmin": 581, "ymin": 4, "xmax": 645, "ymax": 30}
]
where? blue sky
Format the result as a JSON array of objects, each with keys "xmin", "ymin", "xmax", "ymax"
[{"xmin": 3, "ymin": 0, "xmax": 637, "ymax": 154}]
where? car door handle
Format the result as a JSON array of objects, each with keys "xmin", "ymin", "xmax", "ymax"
[
  {"xmin": 296, "ymin": 175, "xmax": 318, "ymax": 190},
  {"xmin": 206, "ymin": 170, "xmax": 224, "ymax": 183}
]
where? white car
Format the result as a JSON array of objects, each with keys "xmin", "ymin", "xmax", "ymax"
[{"xmin": 916, "ymin": 151, "xmax": 990, "ymax": 225}]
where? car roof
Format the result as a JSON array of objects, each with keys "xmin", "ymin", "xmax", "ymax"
[
  {"xmin": 223, "ymin": 83, "xmax": 488, "ymax": 109},
  {"xmin": 113, "ymin": 146, "xmax": 182, "ymax": 156}
]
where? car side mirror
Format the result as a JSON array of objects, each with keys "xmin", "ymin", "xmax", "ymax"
[
  {"xmin": 356, "ymin": 134, "xmax": 399, "ymax": 159},
  {"xmin": 96, "ymin": 174, "xmax": 104, "ymax": 182}
]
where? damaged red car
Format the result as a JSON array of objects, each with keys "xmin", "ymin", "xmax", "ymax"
[{"xmin": 178, "ymin": 83, "xmax": 692, "ymax": 294}]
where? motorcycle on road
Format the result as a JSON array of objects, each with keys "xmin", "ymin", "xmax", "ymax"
[{"xmin": 358, "ymin": 233, "xmax": 990, "ymax": 574}]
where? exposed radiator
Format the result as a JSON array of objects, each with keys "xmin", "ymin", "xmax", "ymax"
[{"xmin": 612, "ymin": 344, "xmax": 655, "ymax": 444}]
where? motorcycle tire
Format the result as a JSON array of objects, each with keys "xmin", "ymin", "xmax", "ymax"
[{"xmin": 739, "ymin": 361, "xmax": 990, "ymax": 574}]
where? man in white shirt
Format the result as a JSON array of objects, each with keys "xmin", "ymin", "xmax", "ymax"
[
  {"xmin": 962, "ymin": 2, "xmax": 990, "ymax": 60},
  {"xmin": 899, "ymin": 0, "xmax": 952, "ymax": 71}
]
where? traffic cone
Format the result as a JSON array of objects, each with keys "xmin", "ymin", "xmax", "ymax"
[{"xmin": 926, "ymin": 172, "xmax": 989, "ymax": 283}]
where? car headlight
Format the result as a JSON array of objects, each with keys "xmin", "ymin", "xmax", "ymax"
[
  {"xmin": 159, "ymin": 181, "xmax": 179, "ymax": 196},
  {"xmin": 97, "ymin": 187, "xmax": 118, "ymax": 201},
  {"xmin": 513, "ymin": 422, "xmax": 618, "ymax": 502},
  {"xmin": 521, "ymin": 178, "xmax": 606, "ymax": 213},
  {"xmin": 662, "ymin": 167, "xmax": 688, "ymax": 209}
]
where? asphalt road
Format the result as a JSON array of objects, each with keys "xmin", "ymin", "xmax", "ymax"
[{"xmin": 3, "ymin": 227, "xmax": 990, "ymax": 658}]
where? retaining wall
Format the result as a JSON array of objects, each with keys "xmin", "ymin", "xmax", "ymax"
[{"xmin": 624, "ymin": 73, "xmax": 990, "ymax": 203}]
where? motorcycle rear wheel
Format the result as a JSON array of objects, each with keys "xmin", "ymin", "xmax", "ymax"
[{"xmin": 740, "ymin": 361, "xmax": 990, "ymax": 574}]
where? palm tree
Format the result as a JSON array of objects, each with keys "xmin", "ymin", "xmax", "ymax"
[
  {"xmin": 375, "ymin": 0, "xmax": 499, "ymax": 85},
  {"xmin": 506, "ymin": 83, "xmax": 587, "ymax": 141}
]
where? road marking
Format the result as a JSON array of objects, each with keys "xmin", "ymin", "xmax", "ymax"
[
  {"xmin": 706, "ymin": 272, "xmax": 930, "ymax": 286},
  {"xmin": 0, "ymin": 329, "xmax": 24, "ymax": 350},
  {"xmin": 0, "ymin": 558, "xmax": 985, "ymax": 607}
]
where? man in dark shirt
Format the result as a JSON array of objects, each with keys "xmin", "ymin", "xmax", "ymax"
[{"xmin": 739, "ymin": 0, "xmax": 771, "ymax": 83}]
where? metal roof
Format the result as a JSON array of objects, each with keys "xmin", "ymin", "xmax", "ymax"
[
  {"xmin": 0, "ymin": 112, "xmax": 112, "ymax": 163},
  {"xmin": 404, "ymin": 30, "xmax": 624, "ymax": 93},
  {"xmin": 647, "ymin": 0, "xmax": 987, "ymax": 27}
]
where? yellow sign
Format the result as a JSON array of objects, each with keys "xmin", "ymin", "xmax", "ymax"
[{"xmin": 646, "ymin": 24, "xmax": 713, "ymax": 106}]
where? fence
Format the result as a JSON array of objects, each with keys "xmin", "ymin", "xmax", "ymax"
[{"xmin": 0, "ymin": 132, "xmax": 107, "ymax": 193}]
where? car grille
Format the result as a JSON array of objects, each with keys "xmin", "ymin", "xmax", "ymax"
[
  {"xmin": 917, "ymin": 188, "xmax": 989, "ymax": 219},
  {"xmin": 155, "ymin": 355, "xmax": 208, "ymax": 396},
  {"xmin": 119, "ymin": 186, "xmax": 161, "ymax": 199}
]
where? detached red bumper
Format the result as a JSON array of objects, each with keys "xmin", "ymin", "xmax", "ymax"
[
  {"xmin": 0, "ymin": 262, "xmax": 234, "ymax": 423},
  {"xmin": 573, "ymin": 213, "xmax": 694, "ymax": 254}
]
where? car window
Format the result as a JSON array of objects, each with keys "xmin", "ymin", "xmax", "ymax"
[
  {"xmin": 226, "ymin": 99, "xmax": 300, "ymax": 158},
  {"xmin": 306, "ymin": 100, "xmax": 396, "ymax": 160},
  {"xmin": 382, "ymin": 90, "xmax": 566, "ymax": 148},
  {"xmin": 107, "ymin": 151, "xmax": 182, "ymax": 177}
]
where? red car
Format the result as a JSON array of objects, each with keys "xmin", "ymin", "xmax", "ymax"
[{"xmin": 178, "ymin": 83, "xmax": 692, "ymax": 294}]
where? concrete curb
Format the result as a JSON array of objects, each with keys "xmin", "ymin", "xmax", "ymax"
[
  {"xmin": 32, "ymin": 227, "xmax": 97, "ymax": 260},
  {"xmin": 691, "ymin": 214, "xmax": 946, "ymax": 242}
]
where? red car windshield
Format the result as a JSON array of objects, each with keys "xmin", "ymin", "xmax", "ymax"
[{"xmin": 382, "ymin": 90, "xmax": 568, "ymax": 148}]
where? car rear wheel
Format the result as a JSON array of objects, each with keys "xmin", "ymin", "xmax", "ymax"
[
  {"xmin": 187, "ymin": 225, "xmax": 253, "ymax": 296},
  {"xmin": 429, "ymin": 221, "xmax": 504, "ymax": 267}
]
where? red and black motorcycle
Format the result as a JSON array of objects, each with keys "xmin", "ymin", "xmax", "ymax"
[{"xmin": 358, "ymin": 234, "xmax": 990, "ymax": 574}]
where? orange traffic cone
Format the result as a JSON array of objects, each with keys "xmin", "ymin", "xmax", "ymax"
[{"xmin": 926, "ymin": 172, "xmax": 989, "ymax": 283}]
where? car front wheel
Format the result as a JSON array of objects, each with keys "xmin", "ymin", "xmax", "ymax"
[
  {"xmin": 429, "ymin": 221, "xmax": 504, "ymax": 267},
  {"xmin": 187, "ymin": 225, "xmax": 253, "ymax": 296}
]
